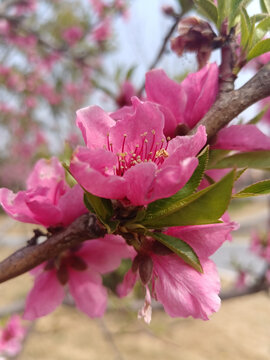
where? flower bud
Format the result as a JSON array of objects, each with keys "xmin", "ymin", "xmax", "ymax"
[
  {"xmin": 56, "ymin": 264, "xmax": 69, "ymax": 285},
  {"xmin": 171, "ymin": 17, "xmax": 217, "ymax": 69},
  {"xmin": 139, "ymin": 255, "xmax": 153, "ymax": 285}
]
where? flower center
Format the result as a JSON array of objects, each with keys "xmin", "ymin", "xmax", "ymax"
[{"xmin": 106, "ymin": 130, "xmax": 170, "ymax": 176}]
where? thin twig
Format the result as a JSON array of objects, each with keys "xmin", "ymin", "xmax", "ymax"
[
  {"xmin": 137, "ymin": 15, "xmax": 181, "ymax": 95},
  {"xmin": 0, "ymin": 214, "xmax": 106, "ymax": 284},
  {"xmin": 97, "ymin": 318, "xmax": 124, "ymax": 360}
]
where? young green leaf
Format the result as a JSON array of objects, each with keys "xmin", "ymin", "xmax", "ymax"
[
  {"xmin": 142, "ymin": 170, "xmax": 235, "ymax": 228},
  {"xmin": 150, "ymin": 232, "xmax": 203, "ymax": 273},
  {"xmin": 194, "ymin": 0, "xmax": 218, "ymax": 24},
  {"xmin": 145, "ymin": 146, "xmax": 209, "ymax": 220},
  {"xmin": 250, "ymin": 13, "xmax": 270, "ymax": 23},
  {"xmin": 209, "ymin": 151, "xmax": 270, "ymax": 169},
  {"xmin": 229, "ymin": 0, "xmax": 245, "ymax": 28},
  {"xmin": 247, "ymin": 38, "xmax": 270, "ymax": 61},
  {"xmin": 254, "ymin": 16, "xmax": 270, "ymax": 44},
  {"xmin": 84, "ymin": 192, "xmax": 119, "ymax": 233},
  {"xmin": 241, "ymin": 9, "xmax": 251, "ymax": 48},
  {"xmin": 208, "ymin": 149, "xmax": 231, "ymax": 168},
  {"xmin": 260, "ymin": 0, "xmax": 270, "ymax": 14},
  {"xmin": 233, "ymin": 180, "xmax": 270, "ymax": 198},
  {"xmin": 217, "ymin": 0, "xmax": 229, "ymax": 30}
]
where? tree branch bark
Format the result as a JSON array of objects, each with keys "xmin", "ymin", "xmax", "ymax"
[
  {"xmin": 0, "ymin": 213, "xmax": 106, "ymax": 284},
  {"xmin": 189, "ymin": 62, "xmax": 270, "ymax": 139}
]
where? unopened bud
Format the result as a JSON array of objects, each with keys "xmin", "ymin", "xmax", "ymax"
[
  {"xmin": 139, "ymin": 255, "xmax": 153, "ymax": 285},
  {"xmin": 171, "ymin": 17, "xmax": 217, "ymax": 69},
  {"xmin": 57, "ymin": 264, "xmax": 69, "ymax": 285},
  {"xmin": 132, "ymin": 254, "xmax": 141, "ymax": 273},
  {"xmin": 162, "ymin": 5, "xmax": 175, "ymax": 16}
]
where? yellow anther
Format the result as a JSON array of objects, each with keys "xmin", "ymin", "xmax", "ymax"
[{"xmin": 155, "ymin": 149, "xmax": 169, "ymax": 158}]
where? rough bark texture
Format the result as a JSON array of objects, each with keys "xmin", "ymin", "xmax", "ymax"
[{"xmin": 190, "ymin": 62, "xmax": 270, "ymax": 140}]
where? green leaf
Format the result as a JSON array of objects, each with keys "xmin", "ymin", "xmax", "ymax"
[
  {"xmin": 229, "ymin": 0, "xmax": 245, "ymax": 28},
  {"xmin": 145, "ymin": 146, "xmax": 209, "ymax": 220},
  {"xmin": 217, "ymin": 0, "xmax": 229, "ymax": 30},
  {"xmin": 233, "ymin": 180, "xmax": 270, "ymax": 198},
  {"xmin": 254, "ymin": 16, "xmax": 270, "ymax": 43},
  {"xmin": 248, "ymin": 104, "xmax": 270, "ymax": 124},
  {"xmin": 208, "ymin": 149, "xmax": 231, "ymax": 168},
  {"xmin": 62, "ymin": 163, "xmax": 117, "ymax": 233},
  {"xmin": 209, "ymin": 151, "xmax": 270, "ymax": 169},
  {"xmin": 178, "ymin": 0, "xmax": 194, "ymax": 12},
  {"xmin": 142, "ymin": 170, "xmax": 235, "ymax": 228},
  {"xmin": 250, "ymin": 13, "xmax": 270, "ymax": 23},
  {"xmin": 194, "ymin": 0, "xmax": 218, "ymax": 24},
  {"xmin": 84, "ymin": 191, "xmax": 112, "ymax": 219},
  {"xmin": 150, "ymin": 232, "xmax": 203, "ymax": 273},
  {"xmin": 247, "ymin": 38, "xmax": 270, "ymax": 61},
  {"xmin": 84, "ymin": 192, "xmax": 119, "ymax": 233},
  {"xmin": 247, "ymin": 16, "xmax": 257, "ymax": 51},
  {"xmin": 260, "ymin": 0, "xmax": 270, "ymax": 13},
  {"xmin": 126, "ymin": 65, "xmax": 137, "ymax": 80},
  {"xmin": 240, "ymin": 8, "xmax": 251, "ymax": 48}
]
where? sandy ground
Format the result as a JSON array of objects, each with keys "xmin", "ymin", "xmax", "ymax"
[{"xmin": 0, "ymin": 196, "xmax": 270, "ymax": 360}]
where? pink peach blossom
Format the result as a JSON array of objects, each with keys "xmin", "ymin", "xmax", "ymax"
[
  {"xmin": 145, "ymin": 65, "xmax": 270, "ymax": 151},
  {"xmin": 250, "ymin": 232, "xmax": 270, "ymax": 261},
  {"xmin": 119, "ymin": 219, "xmax": 238, "ymax": 322},
  {"xmin": 145, "ymin": 63, "xmax": 219, "ymax": 136},
  {"xmin": 116, "ymin": 80, "xmax": 136, "ymax": 107},
  {"xmin": 0, "ymin": 316, "xmax": 26, "ymax": 357},
  {"xmin": 92, "ymin": 18, "xmax": 112, "ymax": 42},
  {"xmin": 213, "ymin": 125, "xmax": 270, "ymax": 151},
  {"xmin": 0, "ymin": 157, "xmax": 87, "ymax": 227},
  {"xmin": 24, "ymin": 235, "xmax": 135, "ymax": 320},
  {"xmin": 62, "ymin": 26, "xmax": 83, "ymax": 46},
  {"xmin": 70, "ymin": 97, "xmax": 207, "ymax": 206}
]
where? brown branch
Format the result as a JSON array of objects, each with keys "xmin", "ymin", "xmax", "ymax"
[
  {"xmin": 137, "ymin": 15, "xmax": 181, "ymax": 95},
  {"xmin": 189, "ymin": 62, "xmax": 270, "ymax": 140},
  {"xmin": 0, "ymin": 213, "xmax": 106, "ymax": 284}
]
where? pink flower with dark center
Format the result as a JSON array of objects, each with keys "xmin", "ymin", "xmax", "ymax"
[
  {"xmin": 0, "ymin": 157, "xmax": 87, "ymax": 227},
  {"xmin": 23, "ymin": 235, "xmax": 135, "ymax": 320},
  {"xmin": 145, "ymin": 64, "xmax": 270, "ymax": 151},
  {"xmin": 118, "ymin": 220, "xmax": 238, "ymax": 322},
  {"xmin": 70, "ymin": 97, "xmax": 207, "ymax": 206},
  {"xmin": 0, "ymin": 316, "xmax": 26, "ymax": 357},
  {"xmin": 145, "ymin": 63, "xmax": 219, "ymax": 136}
]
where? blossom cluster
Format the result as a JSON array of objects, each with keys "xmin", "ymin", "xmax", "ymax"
[
  {"xmin": 1, "ymin": 56, "xmax": 270, "ymax": 324},
  {"xmin": 0, "ymin": 0, "xmax": 128, "ymax": 188}
]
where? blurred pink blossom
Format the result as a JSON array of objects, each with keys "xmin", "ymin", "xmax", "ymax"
[
  {"xmin": 62, "ymin": 26, "xmax": 83, "ymax": 46},
  {"xmin": 92, "ymin": 18, "xmax": 112, "ymax": 42},
  {"xmin": 0, "ymin": 316, "xmax": 26, "ymax": 357},
  {"xmin": 24, "ymin": 235, "xmax": 134, "ymax": 320}
]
